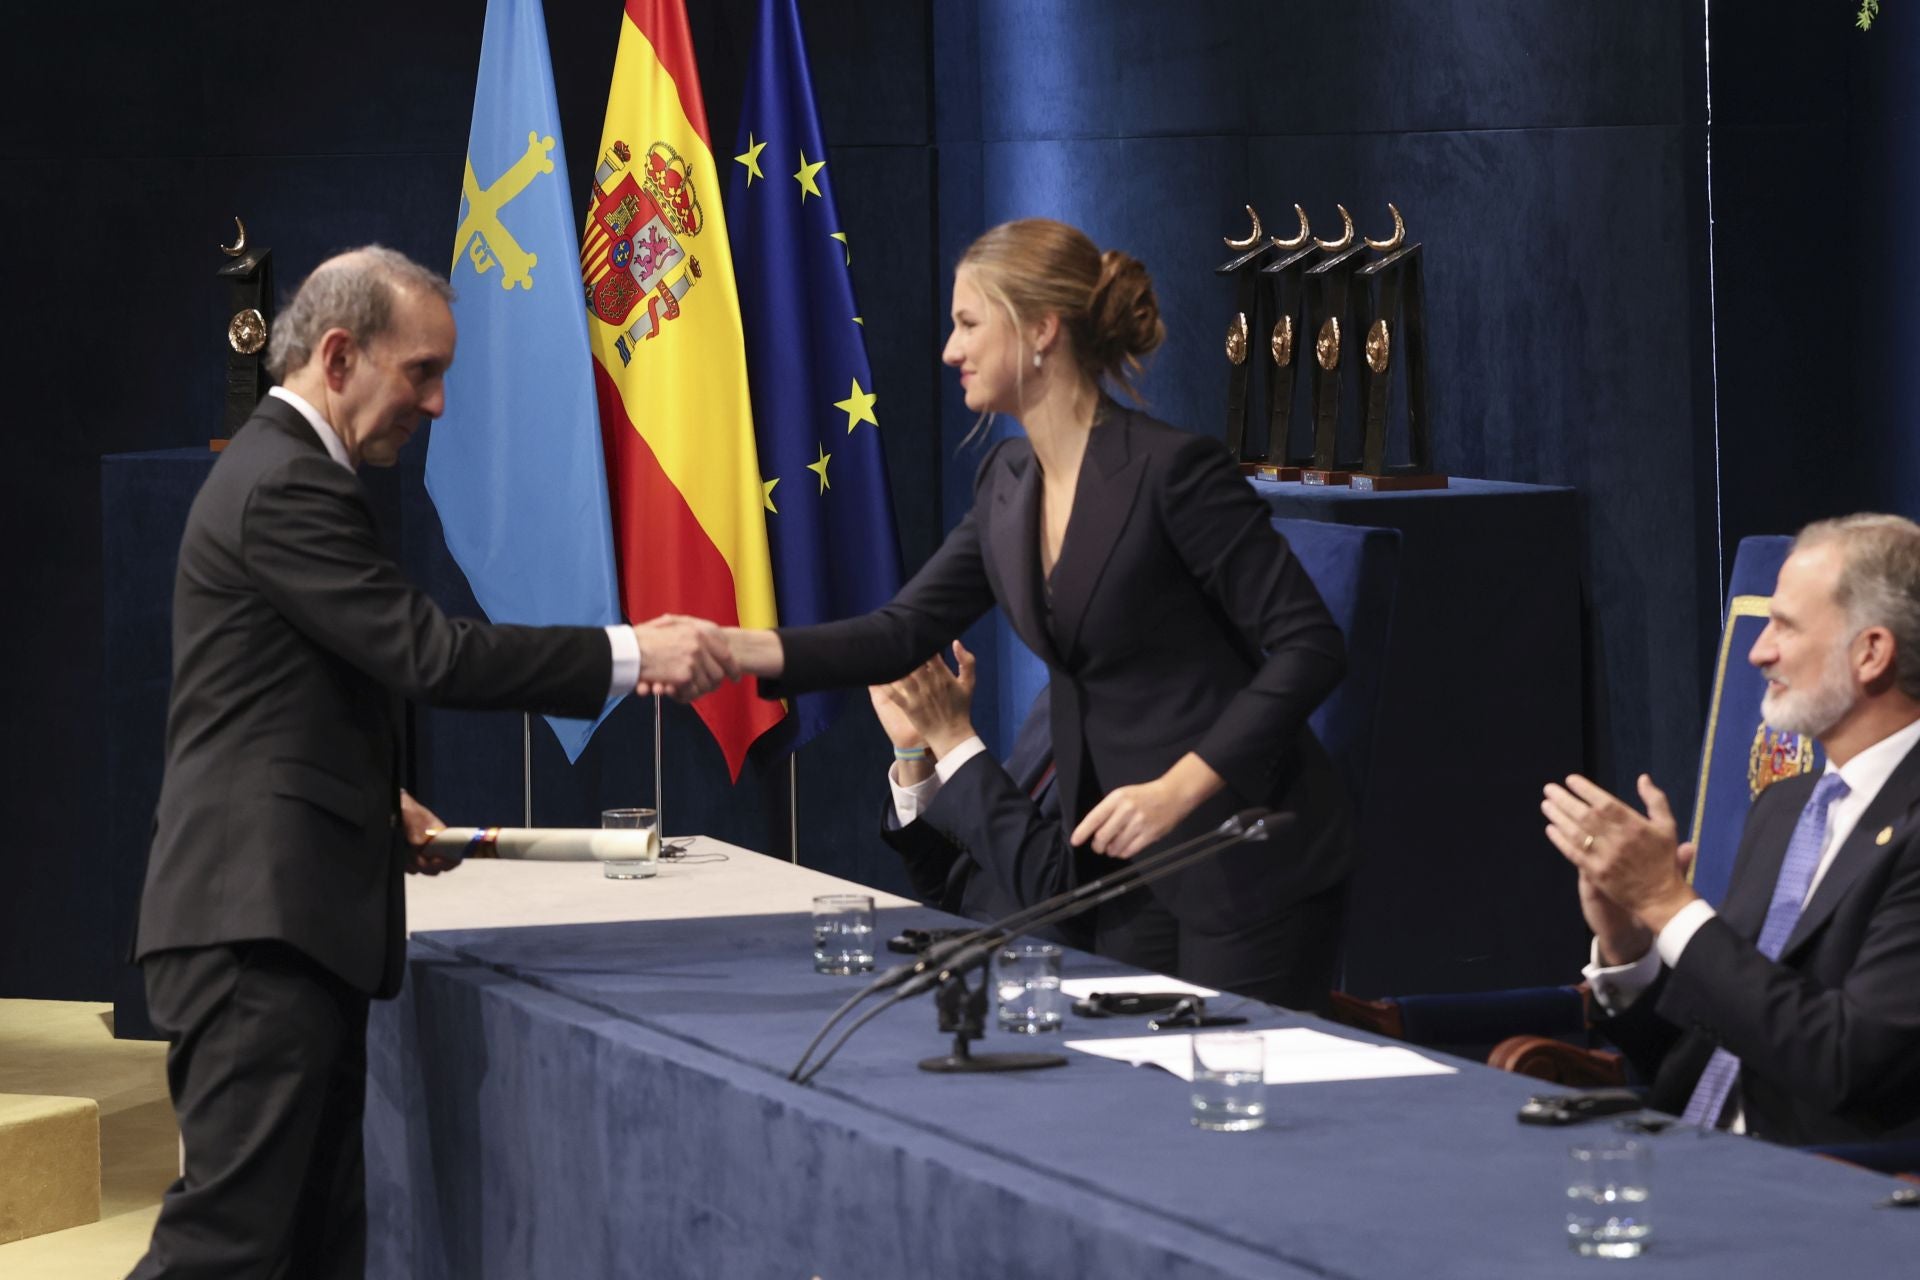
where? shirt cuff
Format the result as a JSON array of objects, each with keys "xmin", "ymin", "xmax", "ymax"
[
  {"xmin": 605, "ymin": 626, "xmax": 640, "ymax": 700},
  {"xmin": 1654, "ymin": 899, "xmax": 1719, "ymax": 969},
  {"xmin": 934, "ymin": 736, "xmax": 988, "ymax": 783},
  {"xmin": 1582, "ymin": 938, "xmax": 1664, "ymax": 1015},
  {"xmin": 889, "ymin": 762, "xmax": 941, "ymax": 827}
]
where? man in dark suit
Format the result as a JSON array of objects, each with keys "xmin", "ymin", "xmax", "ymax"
[
  {"xmin": 130, "ymin": 246, "xmax": 735, "ymax": 1279},
  {"xmin": 872, "ymin": 642, "xmax": 1088, "ymax": 948},
  {"xmin": 1543, "ymin": 514, "xmax": 1920, "ymax": 1144}
]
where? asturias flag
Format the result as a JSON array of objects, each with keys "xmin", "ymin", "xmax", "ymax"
[
  {"xmin": 582, "ymin": 0, "xmax": 784, "ymax": 779},
  {"xmin": 428, "ymin": 0, "xmax": 623, "ymax": 762},
  {"xmin": 727, "ymin": 0, "xmax": 903, "ymax": 756}
]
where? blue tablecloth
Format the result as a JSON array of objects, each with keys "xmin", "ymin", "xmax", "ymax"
[{"xmin": 365, "ymin": 910, "xmax": 1915, "ymax": 1280}]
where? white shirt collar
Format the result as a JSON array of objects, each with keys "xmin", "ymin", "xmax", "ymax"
[
  {"xmin": 267, "ymin": 386, "xmax": 354, "ymax": 472},
  {"xmin": 1826, "ymin": 713, "xmax": 1920, "ymax": 807}
]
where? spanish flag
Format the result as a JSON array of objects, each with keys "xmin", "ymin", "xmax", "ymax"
[{"xmin": 582, "ymin": 0, "xmax": 783, "ymax": 778}]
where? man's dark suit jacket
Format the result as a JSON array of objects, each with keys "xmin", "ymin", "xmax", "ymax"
[
  {"xmin": 136, "ymin": 397, "xmax": 612, "ymax": 998},
  {"xmin": 771, "ymin": 404, "xmax": 1355, "ymax": 933},
  {"xmin": 1604, "ymin": 741, "xmax": 1920, "ymax": 1144},
  {"xmin": 879, "ymin": 690, "xmax": 1091, "ymax": 949}
]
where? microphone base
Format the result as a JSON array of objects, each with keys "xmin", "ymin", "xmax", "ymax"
[{"xmin": 918, "ymin": 1051, "xmax": 1068, "ymax": 1074}]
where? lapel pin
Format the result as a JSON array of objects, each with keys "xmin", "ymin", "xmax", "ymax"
[{"xmin": 1876, "ymin": 826, "xmax": 1894, "ymax": 847}]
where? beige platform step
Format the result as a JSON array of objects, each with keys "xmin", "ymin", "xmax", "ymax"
[{"xmin": 0, "ymin": 1093, "xmax": 101, "ymax": 1244}]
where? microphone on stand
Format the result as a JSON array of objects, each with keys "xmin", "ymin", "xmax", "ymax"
[
  {"xmin": 785, "ymin": 815, "xmax": 1258, "ymax": 1082},
  {"xmin": 788, "ymin": 808, "xmax": 1277, "ymax": 1085}
]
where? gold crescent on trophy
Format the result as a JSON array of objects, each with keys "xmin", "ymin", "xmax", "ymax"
[
  {"xmin": 1223, "ymin": 205, "xmax": 1263, "ymax": 251},
  {"xmin": 1364, "ymin": 203, "xmax": 1405, "ymax": 252},
  {"xmin": 1270, "ymin": 204, "xmax": 1311, "ymax": 251},
  {"xmin": 1314, "ymin": 204, "xmax": 1355, "ymax": 252},
  {"xmin": 220, "ymin": 216, "xmax": 247, "ymax": 258},
  {"xmin": 1226, "ymin": 312, "xmax": 1249, "ymax": 365},
  {"xmin": 1271, "ymin": 314, "xmax": 1295, "ymax": 366},
  {"xmin": 1365, "ymin": 319, "xmax": 1391, "ymax": 373},
  {"xmin": 1316, "ymin": 317, "xmax": 1341, "ymax": 370}
]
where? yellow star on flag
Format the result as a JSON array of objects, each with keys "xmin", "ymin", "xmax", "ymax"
[
  {"xmin": 794, "ymin": 150, "xmax": 825, "ymax": 201},
  {"xmin": 853, "ymin": 316, "xmax": 863, "ymax": 326},
  {"xmin": 833, "ymin": 378, "xmax": 878, "ymax": 434},
  {"xmin": 763, "ymin": 477, "xmax": 780, "ymax": 513},
  {"xmin": 830, "ymin": 231, "xmax": 849, "ymax": 264},
  {"xmin": 735, "ymin": 134, "xmax": 767, "ymax": 184},
  {"xmin": 806, "ymin": 443, "xmax": 832, "ymax": 492}
]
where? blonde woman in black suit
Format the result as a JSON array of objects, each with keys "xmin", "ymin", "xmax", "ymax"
[{"xmin": 727, "ymin": 219, "xmax": 1356, "ymax": 1009}]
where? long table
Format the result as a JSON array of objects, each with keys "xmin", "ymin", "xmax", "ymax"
[{"xmin": 366, "ymin": 845, "xmax": 1914, "ymax": 1279}]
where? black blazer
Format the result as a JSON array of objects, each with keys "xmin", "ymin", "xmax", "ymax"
[
  {"xmin": 135, "ymin": 397, "xmax": 613, "ymax": 998},
  {"xmin": 773, "ymin": 404, "xmax": 1355, "ymax": 931},
  {"xmin": 879, "ymin": 690, "xmax": 1091, "ymax": 948},
  {"xmin": 1603, "ymin": 741, "xmax": 1920, "ymax": 1144}
]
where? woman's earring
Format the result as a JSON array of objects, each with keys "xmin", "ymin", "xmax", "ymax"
[{"xmin": 1032, "ymin": 350, "xmax": 1043, "ymax": 369}]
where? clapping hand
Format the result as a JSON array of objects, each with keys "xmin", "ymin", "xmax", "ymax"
[
  {"xmin": 1543, "ymin": 773, "xmax": 1701, "ymax": 945},
  {"xmin": 634, "ymin": 615, "xmax": 740, "ymax": 700},
  {"xmin": 879, "ymin": 641, "xmax": 978, "ymax": 758}
]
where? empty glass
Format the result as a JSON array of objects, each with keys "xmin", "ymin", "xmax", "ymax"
[
  {"xmin": 1190, "ymin": 1032, "xmax": 1266, "ymax": 1132},
  {"xmin": 1566, "ymin": 1136, "xmax": 1653, "ymax": 1258},
  {"xmin": 811, "ymin": 894, "xmax": 875, "ymax": 974},
  {"xmin": 993, "ymin": 942, "xmax": 1064, "ymax": 1034}
]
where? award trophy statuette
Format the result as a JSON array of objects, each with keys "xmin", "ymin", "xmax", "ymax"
[
  {"xmin": 1300, "ymin": 205, "xmax": 1369, "ymax": 487},
  {"xmin": 1255, "ymin": 203, "xmax": 1319, "ymax": 481},
  {"xmin": 1351, "ymin": 204, "xmax": 1445, "ymax": 491},
  {"xmin": 1217, "ymin": 205, "xmax": 1277, "ymax": 472},
  {"xmin": 214, "ymin": 217, "xmax": 273, "ymax": 452}
]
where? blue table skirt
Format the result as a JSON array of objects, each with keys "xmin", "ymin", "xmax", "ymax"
[{"xmin": 366, "ymin": 911, "xmax": 1914, "ymax": 1280}]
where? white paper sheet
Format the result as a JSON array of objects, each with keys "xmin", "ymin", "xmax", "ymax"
[
  {"xmin": 1057, "ymin": 976, "xmax": 1221, "ymax": 1000},
  {"xmin": 1062, "ymin": 1027, "xmax": 1458, "ymax": 1084}
]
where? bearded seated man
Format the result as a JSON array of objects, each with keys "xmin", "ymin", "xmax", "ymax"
[{"xmin": 1541, "ymin": 514, "xmax": 1920, "ymax": 1145}]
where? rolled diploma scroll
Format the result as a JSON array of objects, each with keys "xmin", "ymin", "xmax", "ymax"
[{"xmin": 423, "ymin": 827, "xmax": 659, "ymax": 863}]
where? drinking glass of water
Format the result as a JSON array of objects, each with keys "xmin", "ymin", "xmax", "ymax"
[
  {"xmin": 600, "ymin": 808, "xmax": 659, "ymax": 880},
  {"xmin": 1566, "ymin": 1136, "xmax": 1652, "ymax": 1258},
  {"xmin": 1190, "ymin": 1031, "xmax": 1266, "ymax": 1132},
  {"xmin": 992, "ymin": 942, "xmax": 1063, "ymax": 1034},
  {"xmin": 811, "ymin": 894, "xmax": 876, "ymax": 975}
]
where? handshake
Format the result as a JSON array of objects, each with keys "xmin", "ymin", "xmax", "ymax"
[{"xmin": 631, "ymin": 615, "xmax": 779, "ymax": 701}]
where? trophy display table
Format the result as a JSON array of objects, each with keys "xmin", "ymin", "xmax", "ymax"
[{"xmin": 1253, "ymin": 477, "xmax": 1584, "ymax": 997}]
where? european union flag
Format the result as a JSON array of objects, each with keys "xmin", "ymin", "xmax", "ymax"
[
  {"xmin": 728, "ymin": 0, "xmax": 903, "ymax": 755},
  {"xmin": 428, "ymin": 0, "xmax": 623, "ymax": 761}
]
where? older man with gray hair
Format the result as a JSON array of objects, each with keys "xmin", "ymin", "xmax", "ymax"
[
  {"xmin": 129, "ymin": 246, "xmax": 734, "ymax": 1279},
  {"xmin": 1542, "ymin": 514, "xmax": 1920, "ymax": 1145}
]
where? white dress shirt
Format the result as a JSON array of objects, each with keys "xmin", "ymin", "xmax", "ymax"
[
  {"xmin": 1582, "ymin": 715, "xmax": 1920, "ymax": 1132},
  {"xmin": 887, "ymin": 735, "xmax": 989, "ymax": 826},
  {"xmin": 266, "ymin": 387, "xmax": 639, "ymax": 699}
]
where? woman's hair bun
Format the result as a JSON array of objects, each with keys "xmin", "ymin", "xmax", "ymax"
[{"xmin": 1088, "ymin": 248, "xmax": 1165, "ymax": 380}]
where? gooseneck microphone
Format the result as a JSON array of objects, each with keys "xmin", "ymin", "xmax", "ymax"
[{"xmin": 788, "ymin": 808, "xmax": 1277, "ymax": 1085}]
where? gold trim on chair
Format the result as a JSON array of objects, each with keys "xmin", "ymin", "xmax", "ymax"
[{"xmin": 1687, "ymin": 595, "xmax": 1770, "ymax": 863}]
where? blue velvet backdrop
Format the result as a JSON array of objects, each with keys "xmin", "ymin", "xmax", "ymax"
[{"xmin": 8, "ymin": 1, "xmax": 1917, "ymax": 1002}]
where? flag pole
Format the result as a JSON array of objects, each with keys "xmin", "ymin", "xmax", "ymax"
[
  {"xmin": 522, "ymin": 714, "xmax": 533, "ymax": 826},
  {"xmin": 788, "ymin": 754, "xmax": 799, "ymax": 864},
  {"xmin": 654, "ymin": 695, "xmax": 690, "ymax": 853}
]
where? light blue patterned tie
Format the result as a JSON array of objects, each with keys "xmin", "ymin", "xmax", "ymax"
[{"xmin": 1680, "ymin": 770, "xmax": 1850, "ymax": 1127}]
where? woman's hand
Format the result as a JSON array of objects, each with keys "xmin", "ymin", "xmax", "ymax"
[{"xmin": 1070, "ymin": 753, "xmax": 1224, "ymax": 860}]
